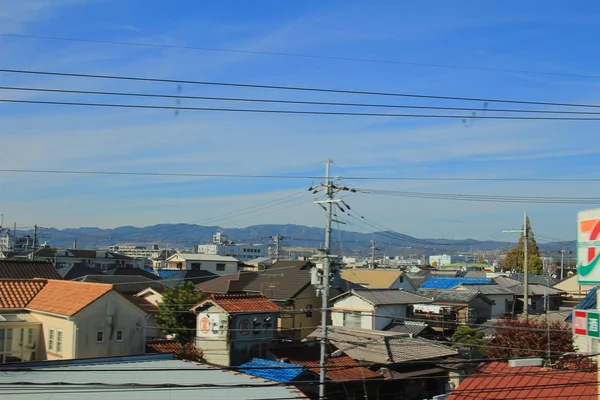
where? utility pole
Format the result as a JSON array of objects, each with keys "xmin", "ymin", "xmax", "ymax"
[
  {"xmin": 504, "ymin": 211, "xmax": 530, "ymax": 318},
  {"xmin": 31, "ymin": 225, "xmax": 38, "ymax": 261},
  {"xmin": 318, "ymin": 158, "xmax": 333, "ymax": 400},
  {"xmin": 558, "ymin": 249, "xmax": 572, "ymax": 280},
  {"xmin": 270, "ymin": 234, "xmax": 288, "ymax": 261}
]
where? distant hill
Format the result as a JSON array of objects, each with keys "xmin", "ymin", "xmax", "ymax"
[{"xmin": 9, "ymin": 224, "xmax": 575, "ymax": 258}]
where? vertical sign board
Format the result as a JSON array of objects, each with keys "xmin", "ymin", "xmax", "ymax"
[
  {"xmin": 577, "ymin": 208, "xmax": 600, "ymax": 284},
  {"xmin": 588, "ymin": 312, "xmax": 600, "ymax": 338},
  {"xmin": 574, "ymin": 310, "xmax": 588, "ymax": 336}
]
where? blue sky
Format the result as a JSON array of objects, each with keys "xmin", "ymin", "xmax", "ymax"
[{"xmin": 2, "ymin": 0, "xmax": 600, "ymax": 242}]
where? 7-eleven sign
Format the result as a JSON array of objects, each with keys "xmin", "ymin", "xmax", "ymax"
[{"xmin": 574, "ymin": 310, "xmax": 588, "ymax": 336}]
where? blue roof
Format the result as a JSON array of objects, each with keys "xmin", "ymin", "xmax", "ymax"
[
  {"xmin": 420, "ymin": 277, "xmax": 492, "ymax": 289},
  {"xmin": 238, "ymin": 358, "xmax": 305, "ymax": 383},
  {"xmin": 566, "ymin": 286, "xmax": 597, "ymax": 322},
  {"xmin": 153, "ymin": 269, "xmax": 181, "ymax": 279}
]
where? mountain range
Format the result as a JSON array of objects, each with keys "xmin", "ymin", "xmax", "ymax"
[{"xmin": 11, "ymin": 224, "xmax": 576, "ymax": 258}]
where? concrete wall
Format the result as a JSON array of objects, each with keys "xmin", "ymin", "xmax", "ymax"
[
  {"xmin": 72, "ymin": 291, "xmax": 146, "ymax": 359},
  {"xmin": 195, "ymin": 304, "xmax": 230, "ymax": 365},
  {"xmin": 374, "ymin": 304, "xmax": 407, "ymax": 330},
  {"xmin": 168, "ymin": 254, "xmax": 238, "ymax": 275},
  {"xmin": 277, "ymin": 285, "xmax": 322, "ymax": 340}
]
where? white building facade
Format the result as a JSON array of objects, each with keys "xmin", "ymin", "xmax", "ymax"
[{"xmin": 195, "ymin": 232, "xmax": 269, "ymax": 262}]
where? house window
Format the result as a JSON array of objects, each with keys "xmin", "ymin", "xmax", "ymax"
[
  {"xmin": 19, "ymin": 329, "xmax": 24, "ymax": 345},
  {"xmin": 96, "ymin": 331, "xmax": 104, "ymax": 343},
  {"xmin": 27, "ymin": 328, "xmax": 34, "ymax": 346},
  {"xmin": 343, "ymin": 312, "xmax": 362, "ymax": 328},
  {"xmin": 116, "ymin": 330, "xmax": 123, "ymax": 342},
  {"xmin": 191, "ymin": 262, "xmax": 201, "ymax": 271},
  {"xmin": 48, "ymin": 329, "xmax": 55, "ymax": 351},
  {"xmin": 305, "ymin": 305, "xmax": 313, "ymax": 317},
  {"xmin": 216, "ymin": 263, "xmax": 225, "ymax": 272},
  {"xmin": 399, "ymin": 275, "xmax": 404, "ymax": 283},
  {"xmin": 56, "ymin": 331, "xmax": 63, "ymax": 353}
]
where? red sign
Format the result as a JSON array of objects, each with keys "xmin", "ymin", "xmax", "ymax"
[
  {"xmin": 574, "ymin": 310, "xmax": 588, "ymax": 336},
  {"xmin": 200, "ymin": 317, "xmax": 211, "ymax": 334}
]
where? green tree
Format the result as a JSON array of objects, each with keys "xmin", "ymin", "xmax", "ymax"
[
  {"xmin": 155, "ymin": 281, "xmax": 205, "ymax": 343},
  {"xmin": 451, "ymin": 326, "xmax": 489, "ymax": 357},
  {"xmin": 476, "ymin": 258, "xmax": 487, "ymax": 265},
  {"xmin": 502, "ymin": 216, "xmax": 543, "ymax": 274}
]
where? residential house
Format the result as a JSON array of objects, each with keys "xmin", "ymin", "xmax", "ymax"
[
  {"xmin": 340, "ymin": 269, "xmax": 416, "ymax": 291},
  {"xmin": 0, "ymin": 279, "xmax": 147, "ymax": 362},
  {"xmin": 416, "ymin": 289, "xmax": 493, "ymax": 328},
  {"xmin": 152, "ymin": 269, "xmax": 218, "ymax": 287},
  {"xmin": 244, "ymin": 260, "xmax": 334, "ymax": 340},
  {"xmin": 74, "ymin": 275, "xmax": 170, "ymax": 295},
  {"xmin": 446, "ymin": 361, "xmax": 596, "ymax": 399},
  {"xmin": 330, "ymin": 289, "xmax": 433, "ymax": 331},
  {"xmin": 9, "ymin": 248, "xmax": 141, "ymax": 270},
  {"xmin": 0, "ymin": 260, "xmax": 62, "ymax": 280},
  {"xmin": 58, "ymin": 263, "xmax": 105, "ymax": 280},
  {"xmin": 195, "ymin": 270, "xmax": 259, "ymax": 294},
  {"xmin": 165, "ymin": 253, "xmax": 238, "ymax": 275},
  {"xmin": 0, "ymin": 353, "xmax": 305, "ymax": 400},
  {"xmin": 190, "ymin": 293, "xmax": 282, "ymax": 366},
  {"xmin": 308, "ymin": 326, "xmax": 457, "ymax": 400},
  {"xmin": 135, "ymin": 287, "xmax": 167, "ymax": 339},
  {"xmin": 553, "ymin": 274, "xmax": 595, "ymax": 306},
  {"xmin": 244, "ymin": 349, "xmax": 383, "ymax": 400},
  {"xmin": 452, "ymin": 284, "xmax": 516, "ymax": 318},
  {"xmin": 512, "ymin": 284, "xmax": 562, "ymax": 314}
]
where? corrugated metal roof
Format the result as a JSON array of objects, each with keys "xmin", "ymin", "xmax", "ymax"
[
  {"xmin": 417, "ymin": 289, "xmax": 485, "ymax": 304},
  {"xmin": 0, "ymin": 354, "xmax": 303, "ymax": 399},
  {"xmin": 384, "ymin": 321, "xmax": 428, "ymax": 336},
  {"xmin": 420, "ymin": 277, "xmax": 492, "ymax": 289},
  {"xmin": 446, "ymin": 361, "xmax": 596, "ymax": 399},
  {"xmin": 332, "ymin": 289, "xmax": 434, "ymax": 305},
  {"xmin": 238, "ymin": 358, "xmax": 305, "ymax": 382},
  {"xmin": 566, "ymin": 286, "xmax": 597, "ymax": 321}
]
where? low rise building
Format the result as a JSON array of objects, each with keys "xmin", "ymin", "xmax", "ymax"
[
  {"xmin": 195, "ymin": 232, "xmax": 270, "ymax": 262},
  {"xmin": 165, "ymin": 253, "xmax": 239, "ymax": 275},
  {"xmin": 191, "ymin": 293, "xmax": 281, "ymax": 366}
]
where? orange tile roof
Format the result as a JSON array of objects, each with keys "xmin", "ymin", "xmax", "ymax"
[
  {"xmin": 146, "ymin": 339, "xmax": 183, "ymax": 355},
  {"xmin": 447, "ymin": 362, "xmax": 597, "ymax": 400},
  {"xmin": 0, "ymin": 279, "xmax": 47, "ymax": 308},
  {"xmin": 193, "ymin": 293, "xmax": 282, "ymax": 313},
  {"xmin": 27, "ymin": 280, "xmax": 113, "ymax": 317}
]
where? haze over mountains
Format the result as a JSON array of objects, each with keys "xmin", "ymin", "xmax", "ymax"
[{"xmin": 17, "ymin": 224, "xmax": 575, "ymax": 256}]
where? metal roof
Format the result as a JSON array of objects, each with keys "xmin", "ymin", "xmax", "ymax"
[
  {"xmin": 420, "ymin": 277, "xmax": 492, "ymax": 289},
  {"xmin": 384, "ymin": 321, "xmax": 428, "ymax": 336},
  {"xmin": 566, "ymin": 286, "xmax": 597, "ymax": 322},
  {"xmin": 332, "ymin": 289, "xmax": 434, "ymax": 306},
  {"xmin": 238, "ymin": 358, "xmax": 306, "ymax": 382},
  {"xmin": 417, "ymin": 289, "xmax": 487, "ymax": 304},
  {"xmin": 0, "ymin": 354, "xmax": 303, "ymax": 399}
]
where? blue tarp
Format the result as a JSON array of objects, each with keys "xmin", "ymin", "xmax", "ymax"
[
  {"xmin": 238, "ymin": 358, "xmax": 305, "ymax": 383},
  {"xmin": 420, "ymin": 277, "xmax": 492, "ymax": 289}
]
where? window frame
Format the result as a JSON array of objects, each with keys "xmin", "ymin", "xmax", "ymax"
[
  {"xmin": 56, "ymin": 330, "xmax": 63, "ymax": 353},
  {"xmin": 116, "ymin": 330, "xmax": 123, "ymax": 342},
  {"xmin": 96, "ymin": 331, "xmax": 104, "ymax": 343},
  {"xmin": 48, "ymin": 329, "xmax": 55, "ymax": 351},
  {"xmin": 216, "ymin": 263, "xmax": 226, "ymax": 271}
]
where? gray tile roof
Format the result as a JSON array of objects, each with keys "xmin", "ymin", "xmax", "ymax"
[
  {"xmin": 308, "ymin": 326, "xmax": 457, "ymax": 364},
  {"xmin": 76, "ymin": 275, "xmax": 170, "ymax": 294},
  {"xmin": 333, "ymin": 289, "xmax": 434, "ymax": 305},
  {"xmin": 493, "ymin": 276, "xmax": 522, "ymax": 288},
  {"xmin": 454, "ymin": 284, "xmax": 516, "ymax": 295},
  {"xmin": 0, "ymin": 260, "xmax": 62, "ymax": 280},
  {"xmin": 417, "ymin": 289, "xmax": 488, "ymax": 304},
  {"xmin": 512, "ymin": 284, "xmax": 562, "ymax": 296},
  {"xmin": 196, "ymin": 271, "xmax": 259, "ymax": 294},
  {"xmin": 384, "ymin": 321, "xmax": 428, "ymax": 336},
  {"xmin": 0, "ymin": 354, "xmax": 300, "ymax": 399},
  {"xmin": 244, "ymin": 261, "xmax": 314, "ymax": 300}
]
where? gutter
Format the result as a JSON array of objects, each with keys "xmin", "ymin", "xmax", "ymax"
[
  {"xmin": 26, "ymin": 308, "xmax": 72, "ymax": 320},
  {"xmin": 72, "ymin": 320, "xmax": 78, "ymax": 358}
]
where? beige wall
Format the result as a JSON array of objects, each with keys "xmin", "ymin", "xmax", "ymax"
[
  {"xmin": 73, "ymin": 291, "xmax": 146, "ymax": 359},
  {"xmin": 553, "ymin": 275, "xmax": 595, "ymax": 299},
  {"xmin": 278, "ymin": 285, "xmax": 321, "ymax": 340},
  {"xmin": 138, "ymin": 290, "xmax": 163, "ymax": 306},
  {"xmin": 29, "ymin": 312, "xmax": 76, "ymax": 360}
]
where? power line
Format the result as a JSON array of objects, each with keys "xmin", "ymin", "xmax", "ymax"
[
  {"xmin": 0, "ymin": 168, "xmax": 597, "ymax": 183},
  {"xmin": 6, "ymin": 85, "xmax": 600, "ymax": 116},
  {"xmin": 2, "ymin": 33, "xmax": 599, "ymax": 80},
  {"xmin": 7, "ymin": 98, "xmax": 600, "ymax": 120},
  {"xmin": 3, "ymin": 68, "xmax": 600, "ymax": 109}
]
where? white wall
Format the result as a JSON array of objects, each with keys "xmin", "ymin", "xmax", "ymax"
[
  {"xmin": 331, "ymin": 295, "xmax": 374, "ymax": 330},
  {"xmin": 373, "ymin": 305, "xmax": 407, "ymax": 330},
  {"xmin": 394, "ymin": 274, "xmax": 416, "ymax": 292},
  {"xmin": 487, "ymin": 294, "xmax": 515, "ymax": 318}
]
